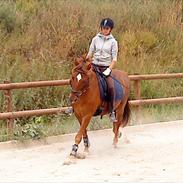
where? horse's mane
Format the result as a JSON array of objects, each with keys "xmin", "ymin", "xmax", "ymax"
[{"xmin": 73, "ymin": 57, "xmax": 89, "ymax": 74}]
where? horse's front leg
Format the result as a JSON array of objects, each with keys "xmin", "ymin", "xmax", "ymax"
[
  {"xmin": 70, "ymin": 115, "xmax": 92, "ymax": 158},
  {"xmin": 73, "ymin": 113, "xmax": 90, "ymax": 153}
]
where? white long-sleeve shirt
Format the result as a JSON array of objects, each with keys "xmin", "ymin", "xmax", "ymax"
[{"xmin": 87, "ymin": 33, "xmax": 118, "ymax": 66}]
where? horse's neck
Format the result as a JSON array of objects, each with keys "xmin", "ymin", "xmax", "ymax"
[
  {"xmin": 87, "ymin": 70, "xmax": 100, "ymax": 101},
  {"xmin": 89, "ymin": 70, "xmax": 98, "ymax": 88}
]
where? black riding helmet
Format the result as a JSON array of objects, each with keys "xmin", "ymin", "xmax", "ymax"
[{"xmin": 100, "ymin": 18, "xmax": 114, "ymax": 29}]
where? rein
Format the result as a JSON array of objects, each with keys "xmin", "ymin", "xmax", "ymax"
[{"xmin": 93, "ymin": 65, "xmax": 128, "ymax": 89}]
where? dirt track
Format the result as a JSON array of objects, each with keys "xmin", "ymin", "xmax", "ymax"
[{"xmin": 0, "ymin": 121, "xmax": 183, "ymax": 182}]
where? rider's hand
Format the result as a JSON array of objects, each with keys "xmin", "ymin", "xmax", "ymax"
[{"xmin": 103, "ymin": 68, "xmax": 111, "ymax": 76}]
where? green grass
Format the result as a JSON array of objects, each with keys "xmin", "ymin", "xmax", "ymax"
[{"xmin": 1, "ymin": 104, "xmax": 183, "ymax": 142}]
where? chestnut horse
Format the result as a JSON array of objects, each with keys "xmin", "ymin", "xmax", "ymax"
[{"xmin": 68, "ymin": 56, "xmax": 130, "ymax": 160}]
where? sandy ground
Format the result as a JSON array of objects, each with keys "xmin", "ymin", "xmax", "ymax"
[{"xmin": 0, "ymin": 121, "xmax": 183, "ymax": 182}]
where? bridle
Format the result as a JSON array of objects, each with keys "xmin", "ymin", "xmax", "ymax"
[
  {"xmin": 70, "ymin": 78, "xmax": 89, "ymax": 96},
  {"xmin": 70, "ymin": 70, "xmax": 90, "ymax": 103}
]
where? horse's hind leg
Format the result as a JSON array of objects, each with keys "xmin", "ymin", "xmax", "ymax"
[
  {"xmin": 113, "ymin": 121, "xmax": 121, "ymax": 148},
  {"xmin": 113, "ymin": 103, "xmax": 130, "ymax": 146},
  {"xmin": 121, "ymin": 127, "xmax": 130, "ymax": 144},
  {"xmin": 112, "ymin": 103, "xmax": 124, "ymax": 147}
]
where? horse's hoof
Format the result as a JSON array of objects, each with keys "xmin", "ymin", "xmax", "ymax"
[
  {"xmin": 63, "ymin": 155, "xmax": 77, "ymax": 165},
  {"xmin": 75, "ymin": 153, "xmax": 86, "ymax": 159},
  {"xmin": 83, "ymin": 148, "xmax": 90, "ymax": 156},
  {"xmin": 84, "ymin": 147, "xmax": 89, "ymax": 153},
  {"xmin": 123, "ymin": 137, "xmax": 130, "ymax": 144},
  {"xmin": 113, "ymin": 144, "xmax": 117, "ymax": 149},
  {"xmin": 113, "ymin": 142, "xmax": 118, "ymax": 149}
]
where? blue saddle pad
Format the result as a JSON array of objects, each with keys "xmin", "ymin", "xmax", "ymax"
[
  {"xmin": 96, "ymin": 73, "xmax": 124, "ymax": 102},
  {"xmin": 113, "ymin": 76, "xmax": 123, "ymax": 101}
]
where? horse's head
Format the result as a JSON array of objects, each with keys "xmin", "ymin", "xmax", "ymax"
[{"xmin": 69, "ymin": 56, "xmax": 92, "ymax": 104}]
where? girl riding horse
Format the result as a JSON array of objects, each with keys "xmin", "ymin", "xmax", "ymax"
[
  {"xmin": 66, "ymin": 18, "xmax": 130, "ymax": 162},
  {"xmin": 86, "ymin": 18, "xmax": 118, "ymax": 123}
]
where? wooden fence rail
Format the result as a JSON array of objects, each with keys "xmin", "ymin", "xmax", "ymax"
[
  {"xmin": 129, "ymin": 73, "xmax": 183, "ymax": 124},
  {"xmin": 0, "ymin": 73, "xmax": 183, "ymax": 135},
  {"xmin": 0, "ymin": 80, "xmax": 70, "ymax": 90}
]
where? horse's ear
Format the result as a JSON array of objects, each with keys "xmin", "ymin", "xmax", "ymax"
[
  {"xmin": 74, "ymin": 57, "xmax": 81, "ymax": 66},
  {"xmin": 84, "ymin": 55, "xmax": 91, "ymax": 70},
  {"xmin": 82, "ymin": 53, "xmax": 87, "ymax": 60},
  {"xmin": 85, "ymin": 57, "xmax": 91, "ymax": 63}
]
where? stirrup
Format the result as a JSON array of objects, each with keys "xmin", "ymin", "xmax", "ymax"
[
  {"xmin": 65, "ymin": 107, "xmax": 74, "ymax": 115},
  {"xmin": 109, "ymin": 111, "xmax": 117, "ymax": 123}
]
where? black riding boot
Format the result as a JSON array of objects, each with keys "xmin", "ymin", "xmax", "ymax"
[{"xmin": 108, "ymin": 88, "xmax": 117, "ymax": 123}]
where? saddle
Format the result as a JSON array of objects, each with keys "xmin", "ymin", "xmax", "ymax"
[
  {"xmin": 92, "ymin": 65, "xmax": 124, "ymax": 116},
  {"xmin": 92, "ymin": 65, "xmax": 108, "ymax": 102}
]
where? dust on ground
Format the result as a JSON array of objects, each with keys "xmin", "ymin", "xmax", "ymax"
[{"xmin": 0, "ymin": 121, "xmax": 183, "ymax": 182}]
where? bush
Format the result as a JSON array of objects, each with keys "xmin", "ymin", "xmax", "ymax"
[{"xmin": 0, "ymin": 2, "xmax": 16, "ymax": 33}]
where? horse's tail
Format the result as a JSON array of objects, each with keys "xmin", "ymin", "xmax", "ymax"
[{"xmin": 121, "ymin": 98, "xmax": 131, "ymax": 127}]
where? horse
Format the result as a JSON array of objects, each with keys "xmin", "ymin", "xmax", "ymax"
[{"xmin": 65, "ymin": 56, "xmax": 130, "ymax": 163}]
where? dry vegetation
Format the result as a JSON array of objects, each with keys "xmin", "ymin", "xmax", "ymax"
[{"xmin": 0, "ymin": 0, "xmax": 183, "ymax": 141}]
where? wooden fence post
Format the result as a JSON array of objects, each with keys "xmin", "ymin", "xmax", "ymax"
[
  {"xmin": 181, "ymin": 0, "xmax": 183, "ymax": 23},
  {"xmin": 134, "ymin": 79, "xmax": 141, "ymax": 124},
  {"xmin": 4, "ymin": 81, "xmax": 13, "ymax": 138}
]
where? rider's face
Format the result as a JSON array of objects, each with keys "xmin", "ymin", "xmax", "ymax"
[{"xmin": 101, "ymin": 26, "xmax": 111, "ymax": 36}]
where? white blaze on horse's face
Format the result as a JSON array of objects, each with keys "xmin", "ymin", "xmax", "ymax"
[{"xmin": 76, "ymin": 73, "xmax": 82, "ymax": 82}]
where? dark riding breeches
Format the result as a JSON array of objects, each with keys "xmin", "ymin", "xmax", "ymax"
[
  {"xmin": 105, "ymin": 75, "xmax": 115, "ymax": 113},
  {"xmin": 92, "ymin": 64, "xmax": 115, "ymax": 113}
]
